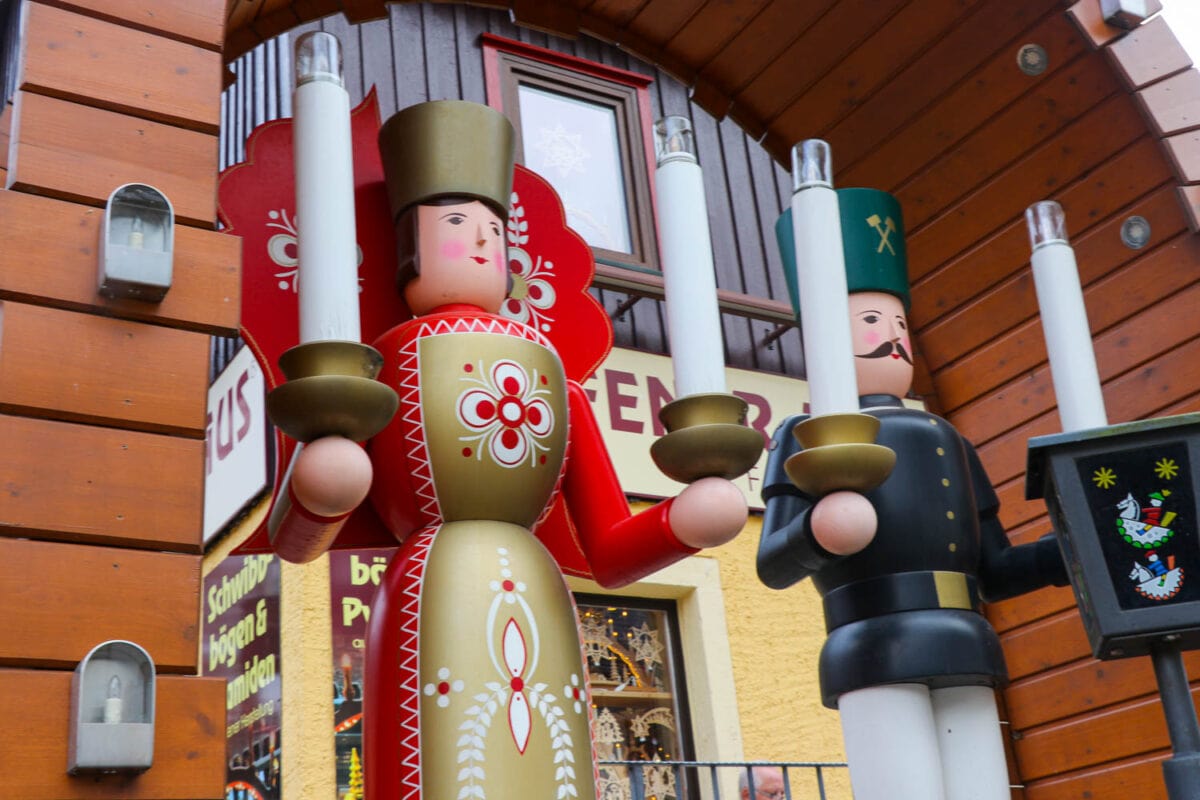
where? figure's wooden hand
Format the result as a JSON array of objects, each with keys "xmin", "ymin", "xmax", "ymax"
[
  {"xmin": 668, "ymin": 476, "xmax": 749, "ymax": 549},
  {"xmin": 810, "ymin": 491, "xmax": 877, "ymax": 555},
  {"xmin": 292, "ymin": 436, "xmax": 374, "ymax": 517}
]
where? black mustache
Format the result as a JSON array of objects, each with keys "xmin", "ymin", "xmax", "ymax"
[{"xmin": 856, "ymin": 341, "xmax": 913, "ymax": 364}]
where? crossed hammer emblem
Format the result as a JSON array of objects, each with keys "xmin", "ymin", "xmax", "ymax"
[{"xmin": 866, "ymin": 214, "xmax": 897, "ymax": 255}]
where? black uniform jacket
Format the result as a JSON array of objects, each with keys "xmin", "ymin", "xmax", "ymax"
[{"xmin": 759, "ymin": 395, "xmax": 1067, "ymax": 708}]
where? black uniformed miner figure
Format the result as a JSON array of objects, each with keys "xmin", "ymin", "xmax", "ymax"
[{"xmin": 759, "ymin": 189, "xmax": 1069, "ymax": 800}]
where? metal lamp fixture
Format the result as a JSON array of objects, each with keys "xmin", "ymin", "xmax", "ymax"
[
  {"xmin": 99, "ymin": 184, "xmax": 174, "ymax": 303},
  {"xmin": 68, "ymin": 640, "xmax": 156, "ymax": 774},
  {"xmin": 1100, "ymin": 0, "xmax": 1163, "ymax": 30}
]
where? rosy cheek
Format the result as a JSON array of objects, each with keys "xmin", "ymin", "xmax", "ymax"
[
  {"xmin": 440, "ymin": 240, "xmax": 467, "ymax": 260},
  {"xmin": 863, "ymin": 331, "xmax": 881, "ymax": 346},
  {"xmin": 492, "ymin": 247, "xmax": 505, "ymax": 273}
]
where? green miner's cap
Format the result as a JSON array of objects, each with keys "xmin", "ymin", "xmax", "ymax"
[
  {"xmin": 775, "ymin": 187, "xmax": 910, "ymax": 314},
  {"xmin": 378, "ymin": 100, "xmax": 515, "ymax": 222}
]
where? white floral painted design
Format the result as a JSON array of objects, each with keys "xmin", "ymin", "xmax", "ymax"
[
  {"xmin": 422, "ymin": 666, "xmax": 465, "ymax": 708},
  {"xmin": 457, "ymin": 359, "xmax": 554, "ymax": 468}
]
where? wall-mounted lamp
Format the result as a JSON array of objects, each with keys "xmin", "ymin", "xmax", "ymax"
[
  {"xmin": 99, "ymin": 183, "xmax": 175, "ymax": 303},
  {"xmin": 68, "ymin": 640, "xmax": 156, "ymax": 775},
  {"xmin": 1100, "ymin": 0, "xmax": 1163, "ymax": 30}
]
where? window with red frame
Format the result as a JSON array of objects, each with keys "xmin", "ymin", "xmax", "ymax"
[{"xmin": 483, "ymin": 34, "xmax": 660, "ymax": 277}]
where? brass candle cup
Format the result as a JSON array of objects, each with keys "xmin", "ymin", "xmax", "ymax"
[
  {"xmin": 266, "ymin": 340, "xmax": 399, "ymax": 443},
  {"xmin": 650, "ymin": 393, "xmax": 765, "ymax": 484},
  {"xmin": 783, "ymin": 412, "xmax": 896, "ymax": 496}
]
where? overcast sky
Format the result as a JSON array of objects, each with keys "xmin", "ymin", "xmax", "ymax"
[{"xmin": 1159, "ymin": 0, "xmax": 1200, "ymax": 62}]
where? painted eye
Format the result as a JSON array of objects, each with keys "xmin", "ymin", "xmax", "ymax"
[
  {"xmin": 490, "ymin": 223, "xmax": 501, "ymax": 236},
  {"xmin": 862, "ymin": 314, "xmax": 880, "ymax": 324},
  {"xmin": 446, "ymin": 214, "xmax": 466, "ymax": 225},
  {"xmin": 896, "ymin": 318, "xmax": 907, "ymax": 331}
]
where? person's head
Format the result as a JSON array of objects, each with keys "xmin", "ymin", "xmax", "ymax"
[
  {"xmin": 850, "ymin": 289, "xmax": 913, "ymax": 398},
  {"xmin": 394, "ymin": 196, "xmax": 508, "ymax": 316},
  {"xmin": 738, "ymin": 766, "xmax": 786, "ymax": 800}
]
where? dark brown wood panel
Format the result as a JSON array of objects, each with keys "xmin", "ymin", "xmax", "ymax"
[
  {"xmin": 1014, "ymin": 689, "xmax": 1177, "ymax": 781},
  {"xmin": 907, "ymin": 92, "xmax": 1144, "ymax": 288},
  {"xmin": 732, "ymin": 0, "xmax": 907, "ymax": 135},
  {"xmin": 0, "ymin": 538, "xmax": 201, "ymax": 671},
  {"xmin": 0, "ymin": 190, "xmax": 240, "ymax": 335},
  {"xmin": 930, "ymin": 183, "xmax": 1186, "ymax": 413},
  {"xmin": 0, "ymin": 414, "xmax": 203, "ymax": 551},
  {"xmin": 1024, "ymin": 752, "xmax": 1167, "ymax": 800},
  {"xmin": 20, "ymin": 2, "xmax": 222, "ymax": 133},
  {"xmin": 767, "ymin": 0, "xmax": 989, "ymax": 152},
  {"xmin": 899, "ymin": 52, "xmax": 1118, "ymax": 233},
  {"xmin": 914, "ymin": 134, "xmax": 1172, "ymax": 369},
  {"xmin": 8, "ymin": 91, "xmax": 218, "ymax": 228},
  {"xmin": 838, "ymin": 9, "xmax": 1089, "ymax": 191},
  {"xmin": 690, "ymin": 0, "xmax": 836, "ymax": 130},
  {"xmin": 0, "ymin": 301, "xmax": 210, "ymax": 435},
  {"xmin": 825, "ymin": 0, "xmax": 1054, "ymax": 177},
  {"xmin": 951, "ymin": 277, "xmax": 1200, "ymax": 451},
  {"xmin": 1001, "ymin": 609, "xmax": 1092, "ymax": 683},
  {"xmin": 0, "ymin": 669, "xmax": 225, "ymax": 799},
  {"xmin": 1006, "ymin": 650, "xmax": 1200, "ymax": 730},
  {"xmin": 39, "ymin": 0, "xmax": 226, "ymax": 50}
]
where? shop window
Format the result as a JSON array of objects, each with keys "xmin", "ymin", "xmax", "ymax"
[
  {"xmin": 483, "ymin": 34, "xmax": 660, "ymax": 277},
  {"xmin": 576, "ymin": 595, "xmax": 696, "ymax": 800}
]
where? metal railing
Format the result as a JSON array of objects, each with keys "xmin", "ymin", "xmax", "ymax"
[{"xmin": 597, "ymin": 759, "xmax": 850, "ymax": 800}]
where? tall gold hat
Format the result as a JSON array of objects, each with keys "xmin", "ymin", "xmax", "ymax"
[{"xmin": 378, "ymin": 100, "xmax": 516, "ymax": 222}]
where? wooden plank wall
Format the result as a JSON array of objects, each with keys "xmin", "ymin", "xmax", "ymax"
[
  {"xmin": 0, "ymin": 2, "xmax": 233, "ymax": 797},
  {"xmin": 218, "ymin": 3, "xmax": 805, "ymax": 377}
]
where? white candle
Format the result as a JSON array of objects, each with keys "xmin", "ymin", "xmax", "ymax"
[
  {"xmin": 654, "ymin": 116, "xmax": 727, "ymax": 397},
  {"xmin": 789, "ymin": 140, "xmax": 859, "ymax": 416},
  {"xmin": 1026, "ymin": 200, "xmax": 1108, "ymax": 432},
  {"xmin": 293, "ymin": 32, "xmax": 361, "ymax": 344}
]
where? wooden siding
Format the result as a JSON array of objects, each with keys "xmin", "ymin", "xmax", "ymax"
[
  {"xmin": 0, "ymin": 189, "xmax": 240, "ymax": 336},
  {"xmin": 0, "ymin": 2, "xmax": 229, "ymax": 794},
  {"xmin": 0, "ymin": 300, "xmax": 211, "ymax": 435},
  {"xmin": 0, "ymin": 669, "xmax": 226, "ymax": 799},
  {"xmin": 0, "ymin": 538, "xmax": 202, "ymax": 672}
]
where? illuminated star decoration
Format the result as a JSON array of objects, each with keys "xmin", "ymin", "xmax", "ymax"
[
  {"xmin": 628, "ymin": 622, "xmax": 665, "ymax": 671},
  {"xmin": 580, "ymin": 611, "xmax": 612, "ymax": 666},
  {"xmin": 1093, "ymin": 466, "xmax": 1117, "ymax": 489},
  {"xmin": 1156, "ymin": 458, "xmax": 1180, "ymax": 481}
]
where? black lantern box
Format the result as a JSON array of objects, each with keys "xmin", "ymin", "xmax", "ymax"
[{"xmin": 1027, "ymin": 413, "xmax": 1200, "ymax": 660}]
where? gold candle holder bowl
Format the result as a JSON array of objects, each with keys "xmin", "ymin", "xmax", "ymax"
[
  {"xmin": 784, "ymin": 412, "xmax": 896, "ymax": 496},
  {"xmin": 267, "ymin": 340, "xmax": 399, "ymax": 443},
  {"xmin": 650, "ymin": 393, "xmax": 765, "ymax": 484}
]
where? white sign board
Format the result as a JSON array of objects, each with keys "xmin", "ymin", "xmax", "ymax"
[{"xmin": 204, "ymin": 346, "xmax": 270, "ymax": 543}]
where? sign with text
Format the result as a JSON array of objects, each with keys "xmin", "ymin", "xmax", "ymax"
[
  {"xmin": 330, "ymin": 549, "xmax": 396, "ymax": 799},
  {"xmin": 204, "ymin": 346, "xmax": 271, "ymax": 544},
  {"xmin": 202, "ymin": 554, "xmax": 283, "ymax": 800},
  {"xmin": 583, "ymin": 348, "xmax": 811, "ymax": 509}
]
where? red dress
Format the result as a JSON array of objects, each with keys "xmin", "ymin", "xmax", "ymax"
[{"xmin": 362, "ymin": 305, "xmax": 695, "ymax": 800}]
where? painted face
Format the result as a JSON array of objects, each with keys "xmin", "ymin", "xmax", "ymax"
[
  {"xmin": 403, "ymin": 200, "xmax": 507, "ymax": 316},
  {"xmin": 849, "ymin": 290, "xmax": 913, "ymax": 398}
]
